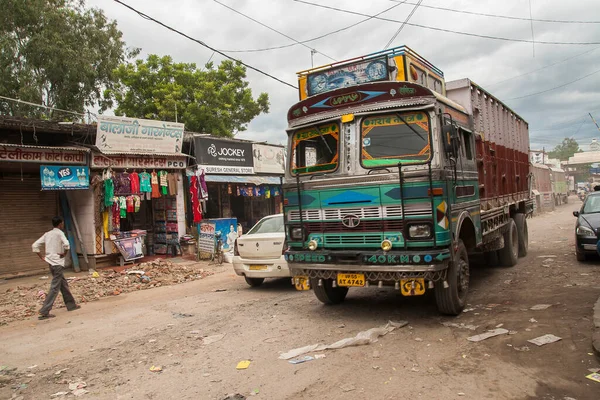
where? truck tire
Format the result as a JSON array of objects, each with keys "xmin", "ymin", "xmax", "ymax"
[
  {"xmin": 513, "ymin": 213, "xmax": 528, "ymax": 257},
  {"xmin": 311, "ymin": 278, "xmax": 348, "ymax": 305},
  {"xmin": 498, "ymin": 219, "xmax": 519, "ymax": 267},
  {"xmin": 435, "ymin": 240, "xmax": 469, "ymax": 315},
  {"xmin": 244, "ymin": 277, "xmax": 265, "ymax": 287}
]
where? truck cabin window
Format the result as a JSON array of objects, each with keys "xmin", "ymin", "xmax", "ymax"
[
  {"xmin": 291, "ymin": 123, "xmax": 339, "ymax": 175},
  {"xmin": 361, "ymin": 112, "xmax": 431, "ymax": 167}
]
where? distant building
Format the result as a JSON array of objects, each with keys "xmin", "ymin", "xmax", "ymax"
[
  {"xmin": 590, "ymin": 138, "xmax": 600, "ymax": 152},
  {"xmin": 530, "ymin": 150, "xmax": 548, "ymax": 164}
]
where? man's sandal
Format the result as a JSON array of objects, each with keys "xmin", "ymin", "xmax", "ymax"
[{"xmin": 38, "ymin": 314, "xmax": 56, "ymax": 320}]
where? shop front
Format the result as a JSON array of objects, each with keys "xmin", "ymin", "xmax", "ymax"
[
  {"xmin": 0, "ymin": 144, "xmax": 89, "ymax": 277},
  {"xmin": 90, "ymin": 116, "xmax": 188, "ymax": 264},
  {"xmin": 191, "ymin": 137, "xmax": 284, "ymax": 232}
]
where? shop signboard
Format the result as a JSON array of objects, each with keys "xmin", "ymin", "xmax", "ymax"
[
  {"xmin": 1, "ymin": 144, "xmax": 86, "ymax": 164},
  {"xmin": 40, "ymin": 165, "xmax": 89, "ymax": 190},
  {"xmin": 252, "ymin": 144, "xmax": 285, "ymax": 174},
  {"xmin": 96, "ymin": 115, "xmax": 184, "ymax": 154},
  {"xmin": 198, "ymin": 222, "xmax": 216, "ymax": 254},
  {"xmin": 91, "ymin": 152, "xmax": 187, "ymax": 169},
  {"xmin": 195, "ymin": 137, "xmax": 254, "ymax": 174},
  {"xmin": 113, "ymin": 237, "xmax": 144, "ymax": 261}
]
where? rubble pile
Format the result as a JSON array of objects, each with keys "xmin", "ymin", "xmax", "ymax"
[{"xmin": 0, "ymin": 260, "xmax": 212, "ymax": 326}]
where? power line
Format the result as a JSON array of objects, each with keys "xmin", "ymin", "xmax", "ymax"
[
  {"xmin": 216, "ymin": 1, "xmax": 408, "ymax": 53},
  {"xmin": 113, "ymin": 0, "xmax": 297, "ymax": 90},
  {"xmin": 508, "ymin": 67, "xmax": 600, "ymax": 100},
  {"xmin": 213, "ymin": 0, "xmax": 337, "ymax": 62},
  {"xmin": 384, "ymin": 0, "xmax": 423, "ymax": 49},
  {"xmin": 389, "ymin": 0, "xmax": 600, "ymax": 24},
  {"xmin": 293, "ymin": 0, "xmax": 600, "ymax": 45},
  {"xmin": 485, "ymin": 47, "xmax": 599, "ymax": 87},
  {"xmin": 0, "ymin": 95, "xmax": 89, "ymax": 118}
]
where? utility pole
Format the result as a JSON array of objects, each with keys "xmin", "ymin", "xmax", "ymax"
[{"xmin": 310, "ymin": 49, "xmax": 317, "ymax": 67}]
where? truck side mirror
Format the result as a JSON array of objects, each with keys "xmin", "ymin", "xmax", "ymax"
[{"xmin": 442, "ymin": 124, "xmax": 459, "ymax": 159}]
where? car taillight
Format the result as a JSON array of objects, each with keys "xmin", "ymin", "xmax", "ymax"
[
  {"xmin": 234, "ymin": 239, "xmax": 239, "ymax": 256},
  {"xmin": 282, "ymin": 239, "xmax": 288, "ymax": 255}
]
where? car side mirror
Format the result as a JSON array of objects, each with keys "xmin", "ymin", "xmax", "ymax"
[{"xmin": 573, "ymin": 211, "xmax": 580, "ymax": 217}]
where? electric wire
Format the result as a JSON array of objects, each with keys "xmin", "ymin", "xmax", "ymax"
[
  {"xmin": 113, "ymin": 0, "xmax": 298, "ymax": 90},
  {"xmin": 213, "ymin": 0, "xmax": 337, "ymax": 62},
  {"xmin": 215, "ymin": 1, "xmax": 409, "ymax": 53},
  {"xmin": 507, "ymin": 68, "xmax": 600, "ymax": 100},
  {"xmin": 389, "ymin": 0, "xmax": 600, "ymax": 24},
  {"xmin": 0, "ymin": 95, "xmax": 90, "ymax": 118},
  {"xmin": 384, "ymin": 0, "xmax": 423, "ymax": 49},
  {"xmin": 293, "ymin": 0, "xmax": 600, "ymax": 45}
]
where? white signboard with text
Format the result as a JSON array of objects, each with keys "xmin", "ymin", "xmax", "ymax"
[
  {"xmin": 252, "ymin": 144, "xmax": 285, "ymax": 174},
  {"xmin": 96, "ymin": 116, "xmax": 184, "ymax": 154}
]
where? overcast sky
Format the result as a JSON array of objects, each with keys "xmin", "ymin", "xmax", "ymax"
[{"xmin": 89, "ymin": 0, "xmax": 600, "ymax": 151}]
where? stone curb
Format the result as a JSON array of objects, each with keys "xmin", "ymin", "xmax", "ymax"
[{"xmin": 593, "ymin": 296, "xmax": 600, "ymax": 361}]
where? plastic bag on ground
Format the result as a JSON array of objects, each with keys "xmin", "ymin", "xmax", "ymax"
[{"xmin": 278, "ymin": 320, "xmax": 408, "ymax": 360}]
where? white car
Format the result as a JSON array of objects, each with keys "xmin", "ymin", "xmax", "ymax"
[{"xmin": 233, "ymin": 214, "xmax": 289, "ymax": 287}]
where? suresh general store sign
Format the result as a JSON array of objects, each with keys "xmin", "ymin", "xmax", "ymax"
[
  {"xmin": 96, "ymin": 116, "xmax": 184, "ymax": 154},
  {"xmin": 194, "ymin": 137, "xmax": 254, "ymax": 174}
]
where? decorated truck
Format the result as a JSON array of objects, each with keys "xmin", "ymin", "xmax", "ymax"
[{"xmin": 283, "ymin": 46, "xmax": 533, "ymax": 315}]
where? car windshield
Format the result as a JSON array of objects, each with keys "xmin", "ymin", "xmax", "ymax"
[
  {"xmin": 583, "ymin": 195, "xmax": 600, "ymax": 214},
  {"xmin": 361, "ymin": 111, "xmax": 431, "ymax": 167},
  {"xmin": 248, "ymin": 216, "xmax": 284, "ymax": 234},
  {"xmin": 291, "ymin": 122, "xmax": 339, "ymax": 175}
]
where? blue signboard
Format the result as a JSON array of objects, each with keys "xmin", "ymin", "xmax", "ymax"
[{"xmin": 40, "ymin": 165, "xmax": 89, "ymax": 190}]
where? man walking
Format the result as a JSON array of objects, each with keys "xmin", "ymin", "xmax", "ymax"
[{"xmin": 32, "ymin": 216, "xmax": 80, "ymax": 320}]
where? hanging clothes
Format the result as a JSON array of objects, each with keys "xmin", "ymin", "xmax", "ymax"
[
  {"xmin": 134, "ymin": 195, "xmax": 141, "ymax": 212},
  {"xmin": 159, "ymin": 170, "xmax": 168, "ymax": 195},
  {"xmin": 102, "ymin": 211, "xmax": 109, "ymax": 239},
  {"xmin": 114, "ymin": 172, "xmax": 131, "ymax": 195},
  {"xmin": 130, "ymin": 172, "xmax": 140, "ymax": 194},
  {"xmin": 198, "ymin": 169, "xmax": 208, "ymax": 200},
  {"xmin": 104, "ymin": 176, "xmax": 114, "ymax": 207},
  {"xmin": 151, "ymin": 171, "xmax": 161, "ymax": 198},
  {"xmin": 119, "ymin": 196, "xmax": 127, "ymax": 218},
  {"xmin": 167, "ymin": 173, "xmax": 178, "ymax": 196},
  {"xmin": 112, "ymin": 202, "xmax": 120, "ymax": 230},
  {"xmin": 190, "ymin": 176, "xmax": 203, "ymax": 223},
  {"xmin": 139, "ymin": 171, "xmax": 151, "ymax": 192},
  {"xmin": 126, "ymin": 196, "xmax": 134, "ymax": 213}
]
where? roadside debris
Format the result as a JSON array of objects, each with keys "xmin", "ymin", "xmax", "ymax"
[
  {"xmin": 149, "ymin": 366, "xmax": 163, "ymax": 372},
  {"xmin": 530, "ymin": 304, "xmax": 552, "ymax": 311},
  {"xmin": 288, "ymin": 356, "xmax": 314, "ymax": 364},
  {"xmin": 527, "ymin": 334, "xmax": 562, "ymax": 346},
  {"xmin": 50, "ymin": 392, "xmax": 69, "ymax": 398},
  {"xmin": 172, "ymin": 312, "xmax": 193, "ymax": 319},
  {"xmin": 340, "ymin": 383, "xmax": 356, "ymax": 392},
  {"xmin": 222, "ymin": 394, "xmax": 246, "ymax": 400},
  {"xmin": 528, "ymin": 318, "xmax": 538, "ymax": 323},
  {"xmin": 442, "ymin": 322, "xmax": 479, "ymax": 331},
  {"xmin": 279, "ymin": 320, "xmax": 408, "ymax": 360},
  {"xmin": 467, "ymin": 328, "xmax": 509, "ymax": 342},
  {"xmin": 236, "ymin": 360, "xmax": 251, "ymax": 370},
  {"xmin": 202, "ymin": 333, "xmax": 226, "ymax": 345},
  {"xmin": 514, "ymin": 345, "xmax": 530, "ymax": 352},
  {"xmin": 537, "ymin": 255, "xmax": 557, "ymax": 258},
  {"xmin": 586, "ymin": 372, "xmax": 600, "ymax": 383},
  {"xmin": 314, "ymin": 354, "xmax": 326, "ymax": 359},
  {"xmin": 1, "ymin": 260, "xmax": 212, "ymax": 326}
]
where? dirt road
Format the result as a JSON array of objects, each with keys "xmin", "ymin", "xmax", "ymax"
[{"xmin": 1, "ymin": 199, "xmax": 599, "ymax": 400}]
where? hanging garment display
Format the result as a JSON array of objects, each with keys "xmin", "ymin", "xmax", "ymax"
[
  {"xmin": 130, "ymin": 171, "xmax": 140, "ymax": 194},
  {"xmin": 134, "ymin": 195, "xmax": 141, "ymax": 212},
  {"xmin": 114, "ymin": 172, "xmax": 131, "ymax": 195},
  {"xmin": 102, "ymin": 210, "xmax": 109, "ymax": 239},
  {"xmin": 198, "ymin": 169, "xmax": 208, "ymax": 200},
  {"xmin": 104, "ymin": 176, "xmax": 114, "ymax": 207},
  {"xmin": 126, "ymin": 196, "xmax": 134, "ymax": 213},
  {"xmin": 265, "ymin": 185, "xmax": 271, "ymax": 199},
  {"xmin": 119, "ymin": 196, "xmax": 127, "ymax": 218},
  {"xmin": 159, "ymin": 170, "xmax": 168, "ymax": 195},
  {"xmin": 167, "ymin": 172, "xmax": 178, "ymax": 196},
  {"xmin": 228, "ymin": 184, "xmax": 233, "ymax": 195},
  {"xmin": 151, "ymin": 171, "xmax": 161, "ymax": 198},
  {"xmin": 139, "ymin": 171, "xmax": 151, "ymax": 192},
  {"xmin": 112, "ymin": 202, "xmax": 120, "ymax": 230},
  {"xmin": 190, "ymin": 176, "xmax": 203, "ymax": 223}
]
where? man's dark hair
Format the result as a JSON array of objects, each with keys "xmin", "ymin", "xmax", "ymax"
[{"xmin": 52, "ymin": 216, "xmax": 64, "ymax": 227}]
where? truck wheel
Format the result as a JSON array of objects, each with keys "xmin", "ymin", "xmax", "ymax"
[
  {"xmin": 311, "ymin": 278, "xmax": 348, "ymax": 305},
  {"xmin": 498, "ymin": 219, "xmax": 518, "ymax": 267},
  {"xmin": 244, "ymin": 277, "xmax": 264, "ymax": 287},
  {"xmin": 513, "ymin": 213, "xmax": 528, "ymax": 257},
  {"xmin": 435, "ymin": 240, "xmax": 469, "ymax": 315}
]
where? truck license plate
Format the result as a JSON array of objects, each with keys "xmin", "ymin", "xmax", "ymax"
[
  {"xmin": 337, "ymin": 273, "xmax": 365, "ymax": 287},
  {"xmin": 400, "ymin": 278, "xmax": 426, "ymax": 296},
  {"xmin": 294, "ymin": 276, "xmax": 310, "ymax": 291}
]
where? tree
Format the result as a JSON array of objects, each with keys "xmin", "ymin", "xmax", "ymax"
[
  {"xmin": 0, "ymin": 0, "xmax": 135, "ymax": 119},
  {"xmin": 547, "ymin": 138, "xmax": 582, "ymax": 161},
  {"xmin": 102, "ymin": 55, "xmax": 270, "ymax": 137}
]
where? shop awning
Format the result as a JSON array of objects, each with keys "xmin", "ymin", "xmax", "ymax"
[{"xmin": 204, "ymin": 175, "xmax": 283, "ymax": 185}]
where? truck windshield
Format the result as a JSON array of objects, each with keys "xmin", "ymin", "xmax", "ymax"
[
  {"xmin": 291, "ymin": 122, "xmax": 339, "ymax": 175},
  {"xmin": 361, "ymin": 111, "xmax": 431, "ymax": 167}
]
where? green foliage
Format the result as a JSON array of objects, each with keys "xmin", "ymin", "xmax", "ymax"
[
  {"xmin": 0, "ymin": 0, "xmax": 135, "ymax": 118},
  {"xmin": 102, "ymin": 55, "xmax": 270, "ymax": 137},
  {"xmin": 547, "ymin": 137, "xmax": 582, "ymax": 161}
]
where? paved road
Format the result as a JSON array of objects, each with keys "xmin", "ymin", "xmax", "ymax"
[{"xmin": 1, "ymin": 198, "xmax": 599, "ymax": 399}]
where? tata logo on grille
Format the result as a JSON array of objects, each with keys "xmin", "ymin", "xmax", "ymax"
[{"xmin": 341, "ymin": 214, "xmax": 361, "ymax": 228}]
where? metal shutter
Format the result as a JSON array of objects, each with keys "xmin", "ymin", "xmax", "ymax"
[{"xmin": 0, "ymin": 176, "xmax": 58, "ymax": 277}]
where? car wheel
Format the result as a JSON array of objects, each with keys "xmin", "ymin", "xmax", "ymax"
[
  {"xmin": 513, "ymin": 213, "xmax": 528, "ymax": 257},
  {"xmin": 244, "ymin": 277, "xmax": 265, "ymax": 287},
  {"xmin": 310, "ymin": 278, "xmax": 348, "ymax": 305},
  {"xmin": 498, "ymin": 218, "xmax": 519, "ymax": 267},
  {"xmin": 435, "ymin": 239, "xmax": 469, "ymax": 315},
  {"xmin": 575, "ymin": 246, "xmax": 587, "ymax": 262}
]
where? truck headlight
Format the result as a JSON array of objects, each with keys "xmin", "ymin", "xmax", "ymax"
[
  {"xmin": 408, "ymin": 224, "xmax": 431, "ymax": 239},
  {"xmin": 576, "ymin": 225, "xmax": 595, "ymax": 237},
  {"xmin": 290, "ymin": 227, "xmax": 304, "ymax": 240}
]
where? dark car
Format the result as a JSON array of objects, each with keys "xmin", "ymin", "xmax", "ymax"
[{"xmin": 573, "ymin": 191, "xmax": 600, "ymax": 261}]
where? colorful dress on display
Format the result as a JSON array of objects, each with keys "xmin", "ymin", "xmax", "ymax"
[
  {"xmin": 114, "ymin": 173, "xmax": 131, "ymax": 195},
  {"xmin": 159, "ymin": 170, "xmax": 168, "ymax": 195},
  {"xmin": 126, "ymin": 196, "xmax": 134, "ymax": 213},
  {"xmin": 167, "ymin": 173, "xmax": 178, "ymax": 196},
  {"xmin": 104, "ymin": 176, "xmax": 114, "ymax": 207},
  {"xmin": 151, "ymin": 172, "xmax": 160, "ymax": 198},
  {"xmin": 130, "ymin": 172, "xmax": 140, "ymax": 194},
  {"xmin": 119, "ymin": 196, "xmax": 127, "ymax": 218},
  {"xmin": 190, "ymin": 176, "xmax": 202, "ymax": 223}
]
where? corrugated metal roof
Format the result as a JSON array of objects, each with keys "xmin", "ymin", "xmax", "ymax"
[{"xmin": 0, "ymin": 143, "xmax": 90, "ymax": 152}]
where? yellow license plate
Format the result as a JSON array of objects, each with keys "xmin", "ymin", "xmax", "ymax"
[
  {"xmin": 249, "ymin": 265, "xmax": 268, "ymax": 271},
  {"xmin": 400, "ymin": 278, "xmax": 426, "ymax": 296},
  {"xmin": 337, "ymin": 273, "xmax": 365, "ymax": 287},
  {"xmin": 294, "ymin": 276, "xmax": 310, "ymax": 291}
]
